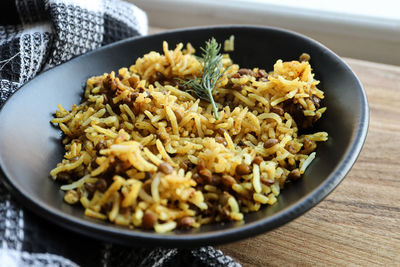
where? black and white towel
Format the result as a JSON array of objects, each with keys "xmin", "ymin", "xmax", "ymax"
[{"xmin": 0, "ymin": 0, "xmax": 241, "ymax": 266}]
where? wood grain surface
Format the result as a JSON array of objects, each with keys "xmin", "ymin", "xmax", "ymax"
[
  {"xmin": 218, "ymin": 58, "xmax": 400, "ymax": 266},
  {"xmin": 150, "ymin": 27, "xmax": 400, "ymax": 265}
]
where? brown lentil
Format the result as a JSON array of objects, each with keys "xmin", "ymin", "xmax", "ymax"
[
  {"xmin": 216, "ymin": 128, "xmax": 227, "ymax": 136},
  {"xmin": 143, "ymin": 179, "xmax": 152, "ymax": 194},
  {"xmin": 288, "ymin": 168, "xmax": 301, "ymax": 180},
  {"xmin": 199, "ymin": 169, "xmax": 213, "ymax": 183},
  {"xmin": 101, "ymin": 202, "xmax": 113, "ymax": 213},
  {"xmin": 70, "ymin": 156, "xmax": 80, "ymax": 162},
  {"xmin": 142, "ymin": 212, "xmax": 157, "ymax": 229},
  {"xmin": 103, "ymin": 76, "xmax": 117, "ymax": 91},
  {"xmin": 286, "ymin": 144, "xmax": 299, "ymax": 154},
  {"xmin": 90, "ymin": 158, "xmax": 99, "ymax": 169},
  {"xmin": 211, "ymin": 174, "xmax": 222, "ymax": 186},
  {"xmin": 261, "ymin": 176, "xmax": 275, "ymax": 185},
  {"xmin": 258, "ymin": 69, "xmax": 268, "ymax": 78},
  {"xmin": 131, "ymin": 91, "xmax": 139, "ymax": 101},
  {"xmin": 231, "ymin": 72, "xmax": 241, "ymax": 78},
  {"xmin": 155, "ymin": 71, "xmax": 165, "ymax": 81},
  {"xmin": 119, "ymin": 207, "xmax": 129, "ymax": 214},
  {"xmin": 102, "ymin": 94, "xmax": 108, "ymax": 103},
  {"xmin": 95, "ymin": 140, "xmax": 107, "ymax": 150},
  {"xmin": 236, "ymin": 164, "xmax": 251, "ymax": 175},
  {"xmin": 192, "ymin": 173, "xmax": 203, "ymax": 184},
  {"xmin": 179, "ymin": 161, "xmax": 188, "ymax": 171},
  {"xmin": 84, "ymin": 182, "xmax": 96, "ymax": 195},
  {"xmin": 215, "ymin": 136, "xmax": 227, "ymax": 146},
  {"xmin": 197, "ymin": 158, "xmax": 206, "ymax": 171},
  {"xmin": 221, "ymin": 174, "xmax": 236, "ymax": 187},
  {"xmin": 178, "ymin": 216, "xmax": 195, "ymax": 229},
  {"xmin": 95, "ymin": 178, "xmax": 108, "ymax": 192},
  {"xmin": 231, "ymin": 83, "xmax": 243, "ymax": 90},
  {"xmin": 264, "ymin": 138, "xmax": 279, "ymax": 149},
  {"xmin": 56, "ymin": 172, "xmax": 71, "ymax": 181},
  {"xmin": 158, "ymin": 162, "xmax": 174, "ymax": 174},
  {"xmin": 238, "ymin": 68, "xmax": 253, "ymax": 76},
  {"xmin": 253, "ymin": 156, "xmax": 263, "ymax": 165},
  {"xmin": 75, "ymin": 168, "xmax": 85, "ymax": 179},
  {"xmin": 270, "ymin": 106, "xmax": 284, "ymax": 116}
]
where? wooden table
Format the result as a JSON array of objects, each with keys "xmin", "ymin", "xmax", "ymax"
[
  {"xmin": 149, "ymin": 27, "xmax": 400, "ymax": 265},
  {"xmin": 218, "ymin": 58, "xmax": 400, "ymax": 266}
]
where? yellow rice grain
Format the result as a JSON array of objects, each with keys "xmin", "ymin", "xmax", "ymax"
[
  {"xmin": 154, "ymin": 221, "xmax": 177, "ymax": 233},
  {"xmin": 85, "ymin": 209, "xmax": 107, "ymax": 220},
  {"xmin": 253, "ymin": 193, "xmax": 269, "ymax": 204},
  {"xmin": 252, "ymin": 164, "xmax": 262, "ymax": 193}
]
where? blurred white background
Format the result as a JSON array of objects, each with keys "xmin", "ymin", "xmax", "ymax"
[{"xmin": 129, "ymin": 0, "xmax": 400, "ymax": 65}]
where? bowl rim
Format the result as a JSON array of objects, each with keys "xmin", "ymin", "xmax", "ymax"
[{"xmin": 0, "ymin": 24, "xmax": 369, "ymax": 247}]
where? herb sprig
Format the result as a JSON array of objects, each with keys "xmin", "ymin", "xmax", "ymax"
[{"xmin": 181, "ymin": 38, "xmax": 228, "ymax": 120}]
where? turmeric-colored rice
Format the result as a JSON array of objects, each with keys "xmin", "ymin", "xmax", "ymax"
[{"xmin": 50, "ymin": 40, "xmax": 328, "ymax": 232}]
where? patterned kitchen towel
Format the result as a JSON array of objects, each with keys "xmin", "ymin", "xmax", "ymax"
[{"xmin": 0, "ymin": 0, "xmax": 241, "ymax": 266}]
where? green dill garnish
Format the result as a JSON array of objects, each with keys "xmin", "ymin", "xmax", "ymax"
[{"xmin": 180, "ymin": 38, "xmax": 228, "ymax": 120}]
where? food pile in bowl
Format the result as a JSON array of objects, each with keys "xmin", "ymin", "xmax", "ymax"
[{"xmin": 50, "ymin": 38, "xmax": 327, "ymax": 233}]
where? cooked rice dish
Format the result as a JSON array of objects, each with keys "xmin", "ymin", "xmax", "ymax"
[{"xmin": 50, "ymin": 40, "xmax": 327, "ymax": 233}]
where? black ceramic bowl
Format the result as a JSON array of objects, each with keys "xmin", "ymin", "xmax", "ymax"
[{"xmin": 0, "ymin": 26, "xmax": 369, "ymax": 247}]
